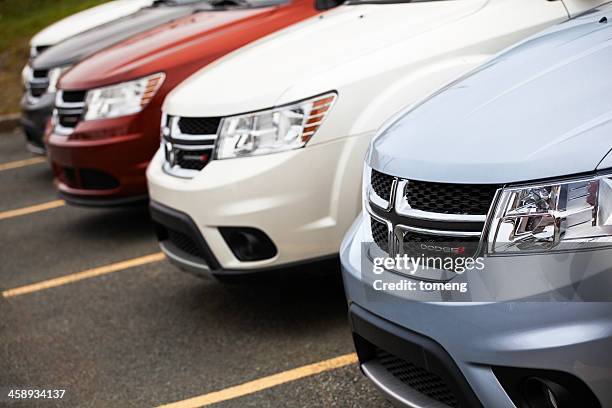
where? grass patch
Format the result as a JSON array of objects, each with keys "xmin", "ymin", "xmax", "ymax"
[{"xmin": 0, "ymin": 0, "xmax": 109, "ymax": 115}]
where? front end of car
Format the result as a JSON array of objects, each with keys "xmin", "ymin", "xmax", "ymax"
[
  {"xmin": 21, "ymin": 64, "xmax": 71, "ymax": 154},
  {"xmin": 46, "ymin": 73, "xmax": 167, "ymax": 206},
  {"xmin": 147, "ymin": 91, "xmax": 373, "ymax": 276},
  {"xmin": 342, "ymin": 164, "xmax": 612, "ymax": 408},
  {"xmin": 341, "ymin": 8, "xmax": 612, "ymax": 406}
]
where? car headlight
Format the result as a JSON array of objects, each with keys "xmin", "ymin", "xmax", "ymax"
[
  {"xmin": 215, "ymin": 93, "xmax": 336, "ymax": 159},
  {"xmin": 84, "ymin": 73, "xmax": 165, "ymax": 121},
  {"xmin": 488, "ymin": 174, "xmax": 612, "ymax": 254}
]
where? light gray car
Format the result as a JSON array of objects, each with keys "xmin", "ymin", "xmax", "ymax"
[{"xmin": 341, "ymin": 4, "xmax": 612, "ymax": 408}]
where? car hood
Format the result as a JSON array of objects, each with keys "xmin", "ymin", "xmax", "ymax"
[
  {"xmin": 164, "ymin": 0, "xmax": 486, "ymax": 117},
  {"xmin": 60, "ymin": 6, "xmax": 282, "ymax": 90},
  {"xmin": 370, "ymin": 6, "xmax": 612, "ymax": 185},
  {"xmin": 32, "ymin": 3, "xmax": 208, "ymax": 70},
  {"xmin": 30, "ymin": 0, "xmax": 154, "ymax": 47}
]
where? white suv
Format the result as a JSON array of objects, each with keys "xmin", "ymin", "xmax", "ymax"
[{"xmin": 147, "ymin": 0, "xmax": 606, "ymax": 278}]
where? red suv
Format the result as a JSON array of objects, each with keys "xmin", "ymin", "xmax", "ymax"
[{"xmin": 47, "ymin": 0, "xmax": 334, "ymax": 206}]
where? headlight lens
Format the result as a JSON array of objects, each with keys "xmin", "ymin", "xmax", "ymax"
[
  {"xmin": 489, "ymin": 175, "xmax": 612, "ymax": 254},
  {"xmin": 48, "ymin": 66, "xmax": 72, "ymax": 93},
  {"xmin": 215, "ymin": 93, "xmax": 336, "ymax": 159},
  {"xmin": 84, "ymin": 73, "xmax": 165, "ymax": 121}
]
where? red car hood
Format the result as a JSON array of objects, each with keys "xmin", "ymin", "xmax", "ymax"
[{"xmin": 60, "ymin": 2, "xmax": 314, "ymax": 90}]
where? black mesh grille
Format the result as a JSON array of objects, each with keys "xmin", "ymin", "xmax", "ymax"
[
  {"xmin": 62, "ymin": 90, "xmax": 86, "ymax": 103},
  {"xmin": 176, "ymin": 150, "xmax": 212, "ymax": 171},
  {"xmin": 29, "ymin": 85, "xmax": 47, "ymax": 98},
  {"xmin": 371, "ymin": 170, "xmax": 394, "ymax": 202},
  {"xmin": 178, "ymin": 117, "xmax": 221, "ymax": 135},
  {"xmin": 58, "ymin": 112, "xmax": 82, "ymax": 128},
  {"xmin": 376, "ymin": 348, "xmax": 459, "ymax": 408},
  {"xmin": 32, "ymin": 69, "xmax": 48, "ymax": 78},
  {"xmin": 371, "ymin": 218, "xmax": 388, "ymax": 252},
  {"xmin": 166, "ymin": 228, "xmax": 206, "ymax": 261},
  {"xmin": 406, "ymin": 180, "xmax": 498, "ymax": 215}
]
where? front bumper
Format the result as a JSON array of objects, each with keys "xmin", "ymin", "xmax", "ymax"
[
  {"xmin": 341, "ymin": 216, "xmax": 612, "ymax": 407},
  {"xmin": 46, "ymin": 115, "xmax": 157, "ymax": 207},
  {"xmin": 20, "ymin": 92, "xmax": 54, "ymax": 154},
  {"xmin": 147, "ymin": 132, "xmax": 372, "ymax": 271}
]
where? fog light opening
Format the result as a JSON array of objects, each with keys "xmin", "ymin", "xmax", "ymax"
[
  {"xmin": 523, "ymin": 377, "xmax": 570, "ymax": 408},
  {"xmin": 219, "ymin": 227, "xmax": 278, "ymax": 262}
]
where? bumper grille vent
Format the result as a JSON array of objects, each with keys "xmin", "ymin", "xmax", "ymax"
[
  {"xmin": 376, "ymin": 348, "xmax": 459, "ymax": 408},
  {"xmin": 164, "ymin": 228, "xmax": 207, "ymax": 262}
]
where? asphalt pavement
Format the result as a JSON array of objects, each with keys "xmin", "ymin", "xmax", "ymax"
[{"xmin": 0, "ymin": 128, "xmax": 389, "ymax": 407}]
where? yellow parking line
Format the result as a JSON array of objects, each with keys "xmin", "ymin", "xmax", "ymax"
[
  {"xmin": 157, "ymin": 353, "xmax": 359, "ymax": 408},
  {"xmin": 0, "ymin": 200, "xmax": 66, "ymax": 221},
  {"xmin": 0, "ymin": 157, "xmax": 46, "ymax": 172},
  {"xmin": 2, "ymin": 252, "xmax": 165, "ymax": 298}
]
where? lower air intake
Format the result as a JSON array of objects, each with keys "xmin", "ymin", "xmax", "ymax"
[{"xmin": 376, "ymin": 348, "xmax": 460, "ymax": 408}]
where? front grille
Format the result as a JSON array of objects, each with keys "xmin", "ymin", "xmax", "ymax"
[
  {"xmin": 166, "ymin": 228, "xmax": 207, "ymax": 261},
  {"xmin": 371, "ymin": 218, "xmax": 389, "ymax": 252},
  {"xmin": 162, "ymin": 115, "xmax": 221, "ymax": 177},
  {"xmin": 406, "ymin": 180, "xmax": 498, "ymax": 215},
  {"xmin": 376, "ymin": 348, "xmax": 459, "ymax": 408},
  {"xmin": 371, "ymin": 170, "xmax": 394, "ymax": 202},
  {"xmin": 55, "ymin": 90, "xmax": 87, "ymax": 134},
  {"xmin": 178, "ymin": 117, "xmax": 221, "ymax": 135},
  {"xmin": 27, "ymin": 70, "xmax": 50, "ymax": 99},
  {"xmin": 367, "ymin": 170, "xmax": 497, "ymax": 262}
]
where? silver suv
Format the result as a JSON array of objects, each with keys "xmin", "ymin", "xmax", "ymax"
[{"xmin": 342, "ymin": 5, "xmax": 612, "ymax": 408}]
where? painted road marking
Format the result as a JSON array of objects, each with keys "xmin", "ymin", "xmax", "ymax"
[
  {"xmin": 157, "ymin": 353, "xmax": 359, "ymax": 408},
  {"xmin": 0, "ymin": 157, "xmax": 46, "ymax": 172},
  {"xmin": 0, "ymin": 200, "xmax": 65, "ymax": 221},
  {"xmin": 2, "ymin": 252, "xmax": 166, "ymax": 298}
]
